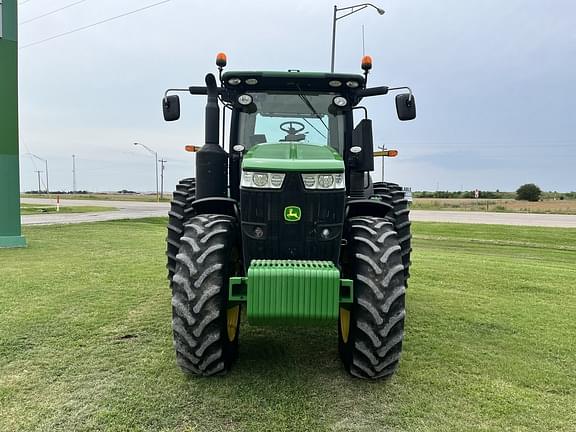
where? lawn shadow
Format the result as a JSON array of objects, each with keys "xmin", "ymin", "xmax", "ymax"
[{"xmin": 177, "ymin": 323, "xmax": 399, "ymax": 430}]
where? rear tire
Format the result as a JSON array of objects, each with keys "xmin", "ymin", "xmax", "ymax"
[
  {"xmin": 166, "ymin": 178, "xmax": 195, "ymax": 282},
  {"xmin": 339, "ymin": 216, "xmax": 406, "ymax": 379},
  {"xmin": 171, "ymin": 214, "xmax": 241, "ymax": 376},
  {"xmin": 373, "ymin": 183, "xmax": 412, "ymax": 281}
]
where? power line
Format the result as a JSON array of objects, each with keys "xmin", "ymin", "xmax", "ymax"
[
  {"xmin": 20, "ymin": 0, "xmax": 88, "ymax": 26},
  {"xmin": 378, "ymin": 140, "xmax": 575, "ymax": 148},
  {"xmin": 20, "ymin": 0, "xmax": 171, "ymax": 50}
]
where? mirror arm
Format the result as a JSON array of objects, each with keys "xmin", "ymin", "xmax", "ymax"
[
  {"xmin": 357, "ymin": 86, "xmax": 389, "ymax": 98},
  {"xmin": 388, "ymin": 86, "xmax": 414, "ymax": 102},
  {"xmin": 352, "ymin": 106, "xmax": 368, "ymax": 120},
  {"xmin": 163, "ymin": 88, "xmax": 191, "ymax": 104},
  {"xmin": 164, "ymin": 86, "xmax": 229, "ymax": 102}
]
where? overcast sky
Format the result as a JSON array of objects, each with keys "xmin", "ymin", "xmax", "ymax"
[{"xmin": 17, "ymin": 0, "xmax": 576, "ymax": 192}]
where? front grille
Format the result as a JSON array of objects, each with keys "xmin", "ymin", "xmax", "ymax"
[{"xmin": 240, "ymin": 173, "xmax": 345, "ymax": 269}]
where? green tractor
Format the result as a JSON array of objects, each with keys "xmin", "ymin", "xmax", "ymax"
[{"xmin": 162, "ymin": 53, "xmax": 416, "ymax": 379}]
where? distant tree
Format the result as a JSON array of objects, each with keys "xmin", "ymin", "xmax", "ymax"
[{"xmin": 516, "ymin": 183, "xmax": 542, "ymax": 202}]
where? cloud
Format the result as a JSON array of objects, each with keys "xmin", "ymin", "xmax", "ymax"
[{"xmin": 16, "ymin": 0, "xmax": 576, "ymax": 192}]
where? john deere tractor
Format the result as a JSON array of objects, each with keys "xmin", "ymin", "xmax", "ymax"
[{"xmin": 162, "ymin": 53, "xmax": 416, "ymax": 379}]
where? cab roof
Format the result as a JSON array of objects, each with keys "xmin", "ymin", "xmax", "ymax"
[{"xmin": 221, "ymin": 71, "xmax": 366, "ymax": 93}]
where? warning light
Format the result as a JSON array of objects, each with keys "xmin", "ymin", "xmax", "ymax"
[
  {"xmin": 185, "ymin": 145, "xmax": 202, "ymax": 153},
  {"xmin": 373, "ymin": 149, "xmax": 398, "ymax": 157},
  {"xmin": 361, "ymin": 55, "xmax": 373, "ymax": 71},
  {"xmin": 216, "ymin": 52, "xmax": 227, "ymax": 68}
]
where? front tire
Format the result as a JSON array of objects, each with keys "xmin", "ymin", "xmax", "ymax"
[
  {"xmin": 171, "ymin": 214, "xmax": 241, "ymax": 376},
  {"xmin": 339, "ymin": 216, "xmax": 407, "ymax": 379}
]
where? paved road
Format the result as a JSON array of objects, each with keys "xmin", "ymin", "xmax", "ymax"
[
  {"xmin": 20, "ymin": 198, "xmax": 576, "ymax": 228},
  {"xmin": 21, "ymin": 198, "xmax": 169, "ymax": 226},
  {"xmin": 410, "ymin": 210, "xmax": 576, "ymax": 228}
]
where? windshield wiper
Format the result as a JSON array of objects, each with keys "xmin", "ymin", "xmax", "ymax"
[
  {"xmin": 296, "ymin": 87, "xmax": 329, "ymax": 132},
  {"xmin": 300, "ymin": 116, "xmax": 327, "ymax": 140}
]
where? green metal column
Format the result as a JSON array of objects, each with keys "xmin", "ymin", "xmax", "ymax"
[{"xmin": 0, "ymin": 0, "xmax": 26, "ymax": 248}]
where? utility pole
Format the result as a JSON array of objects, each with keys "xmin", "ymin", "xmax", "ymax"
[
  {"xmin": 378, "ymin": 145, "xmax": 386, "ymax": 182},
  {"xmin": 158, "ymin": 159, "xmax": 167, "ymax": 199},
  {"xmin": 45, "ymin": 160, "xmax": 49, "ymax": 194},
  {"xmin": 34, "ymin": 170, "xmax": 43, "ymax": 193},
  {"xmin": 72, "ymin": 154, "xmax": 77, "ymax": 192},
  {"xmin": 26, "ymin": 153, "xmax": 49, "ymax": 194}
]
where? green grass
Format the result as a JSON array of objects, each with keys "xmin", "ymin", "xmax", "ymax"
[
  {"xmin": 1, "ymin": 219, "xmax": 575, "ymax": 431},
  {"xmin": 20, "ymin": 203, "xmax": 117, "ymax": 215}
]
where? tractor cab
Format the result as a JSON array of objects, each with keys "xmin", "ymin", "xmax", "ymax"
[
  {"xmin": 162, "ymin": 54, "xmax": 416, "ymax": 379},
  {"xmin": 221, "ymin": 71, "xmax": 365, "ymax": 154}
]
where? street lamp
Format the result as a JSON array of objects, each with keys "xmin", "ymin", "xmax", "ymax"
[
  {"xmin": 133, "ymin": 142, "xmax": 159, "ymax": 202},
  {"xmin": 26, "ymin": 152, "xmax": 49, "ymax": 194},
  {"xmin": 330, "ymin": 3, "xmax": 385, "ymax": 73}
]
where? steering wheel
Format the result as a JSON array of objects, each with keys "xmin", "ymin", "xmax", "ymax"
[{"xmin": 280, "ymin": 121, "xmax": 306, "ymax": 134}]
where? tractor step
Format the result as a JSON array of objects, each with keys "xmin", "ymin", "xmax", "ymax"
[{"xmin": 229, "ymin": 260, "xmax": 353, "ymax": 325}]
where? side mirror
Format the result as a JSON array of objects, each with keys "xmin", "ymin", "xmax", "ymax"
[
  {"xmin": 163, "ymin": 95, "xmax": 181, "ymax": 121},
  {"xmin": 395, "ymin": 93, "xmax": 416, "ymax": 121}
]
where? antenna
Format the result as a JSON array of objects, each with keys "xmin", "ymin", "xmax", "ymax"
[{"xmin": 362, "ymin": 25, "xmax": 366, "ymax": 57}]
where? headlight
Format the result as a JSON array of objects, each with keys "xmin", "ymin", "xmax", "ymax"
[
  {"xmin": 318, "ymin": 175, "xmax": 335, "ymax": 188},
  {"xmin": 253, "ymin": 173, "xmax": 268, "ymax": 187},
  {"xmin": 238, "ymin": 94, "xmax": 253, "ymax": 106},
  {"xmin": 301, "ymin": 173, "xmax": 345, "ymax": 190},
  {"xmin": 333, "ymin": 96, "xmax": 348, "ymax": 107},
  {"xmin": 241, "ymin": 171, "xmax": 285, "ymax": 189}
]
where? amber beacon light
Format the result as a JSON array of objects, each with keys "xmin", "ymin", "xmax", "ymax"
[{"xmin": 216, "ymin": 52, "xmax": 227, "ymax": 68}]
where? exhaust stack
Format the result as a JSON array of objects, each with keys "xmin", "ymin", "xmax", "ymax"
[{"xmin": 195, "ymin": 74, "xmax": 228, "ymax": 199}]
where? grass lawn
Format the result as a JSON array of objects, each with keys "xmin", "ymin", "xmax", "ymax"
[
  {"xmin": 1, "ymin": 219, "xmax": 575, "ymax": 431},
  {"xmin": 20, "ymin": 203, "xmax": 117, "ymax": 215}
]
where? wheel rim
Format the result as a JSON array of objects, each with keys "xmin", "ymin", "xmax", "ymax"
[
  {"xmin": 227, "ymin": 306, "xmax": 240, "ymax": 342},
  {"xmin": 340, "ymin": 307, "xmax": 350, "ymax": 343}
]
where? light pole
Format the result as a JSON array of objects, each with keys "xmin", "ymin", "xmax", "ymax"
[
  {"xmin": 134, "ymin": 142, "xmax": 159, "ymax": 202},
  {"xmin": 330, "ymin": 3, "xmax": 385, "ymax": 73},
  {"xmin": 27, "ymin": 153, "xmax": 49, "ymax": 194},
  {"xmin": 72, "ymin": 154, "xmax": 77, "ymax": 192},
  {"xmin": 158, "ymin": 158, "xmax": 167, "ymax": 199}
]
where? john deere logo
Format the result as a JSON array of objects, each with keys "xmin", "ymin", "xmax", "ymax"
[{"xmin": 284, "ymin": 206, "xmax": 301, "ymax": 222}]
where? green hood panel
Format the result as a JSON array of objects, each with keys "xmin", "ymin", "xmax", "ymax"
[{"xmin": 242, "ymin": 144, "xmax": 344, "ymax": 173}]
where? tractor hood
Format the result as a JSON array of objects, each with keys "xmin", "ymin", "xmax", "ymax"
[{"xmin": 241, "ymin": 143, "xmax": 344, "ymax": 173}]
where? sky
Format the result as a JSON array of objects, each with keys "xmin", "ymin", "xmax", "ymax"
[{"xmin": 16, "ymin": 0, "xmax": 576, "ymax": 192}]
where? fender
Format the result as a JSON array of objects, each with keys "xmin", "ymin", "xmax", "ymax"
[
  {"xmin": 345, "ymin": 199, "xmax": 393, "ymax": 220},
  {"xmin": 190, "ymin": 197, "xmax": 240, "ymax": 220}
]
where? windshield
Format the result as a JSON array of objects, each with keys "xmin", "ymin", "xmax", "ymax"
[{"xmin": 237, "ymin": 92, "xmax": 346, "ymax": 153}]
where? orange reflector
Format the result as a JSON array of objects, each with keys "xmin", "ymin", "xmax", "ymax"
[
  {"xmin": 216, "ymin": 52, "xmax": 227, "ymax": 68},
  {"xmin": 185, "ymin": 145, "xmax": 202, "ymax": 153},
  {"xmin": 374, "ymin": 149, "xmax": 398, "ymax": 157},
  {"xmin": 361, "ymin": 55, "xmax": 373, "ymax": 71}
]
